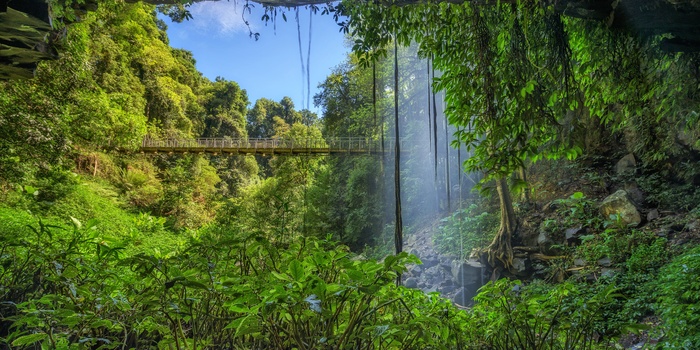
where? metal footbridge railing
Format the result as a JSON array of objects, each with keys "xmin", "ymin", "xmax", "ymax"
[{"xmin": 140, "ymin": 137, "xmax": 405, "ymax": 155}]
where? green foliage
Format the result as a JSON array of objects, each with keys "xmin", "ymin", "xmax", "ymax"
[
  {"xmin": 0, "ymin": 210, "xmax": 469, "ymax": 349},
  {"xmin": 654, "ymin": 245, "xmax": 700, "ymax": 349},
  {"xmin": 568, "ymin": 18, "xmax": 700, "ymax": 167},
  {"xmin": 637, "ymin": 162, "xmax": 700, "ymax": 211},
  {"xmin": 554, "ymin": 192, "xmax": 601, "ymax": 228},
  {"xmin": 576, "ymin": 222, "xmax": 668, "ymax": 274},
  {"xmin": 32, "ymin": 167, "xmax": 80, "ymax": 204},
  {"xmin": 626, "ymin": 236, "xmax": 669, "ymax": 274},
  {"xmin": 200, "ymin": 77, "xmax": 249, "ymax": 138},
  {"xmin": 314, "ymin": 54, "xmax": 390, "ymax": 138},
  {"xmin": 434, "ymin": 203, "xmax": 498, "ymax": 259},
  {"xmin": 469, "ymin": 279, "xmax": 622, "ymax": 349},
  {"xmin": 157, "ymin": 155, "xmax": 221, "ymax": 230},
  {"xmin": 342, "ymin": 157, "xmax": 383, "ymax": 245},
  {"xmin": 344, "ymin": 2, "xmax": 580, "ymax": 184},
  {"xmin": 117, "ymin": 158, "xmax": 163, "ymax": 209},
  {"xmin": 246, "ymin": 97, "xmax": 306, "ymax": 138}
]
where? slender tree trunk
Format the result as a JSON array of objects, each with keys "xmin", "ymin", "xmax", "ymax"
[
  {"xmin": 487, "ymin": 177, "xmax": 516, "ymax": 270},
  {"xmin": 518, "ymin": 166, "xmax": 530, "ymax": 204},
  {"xmin": 393, "ymin": 36, "xmax": 403, "ymax": 285}
]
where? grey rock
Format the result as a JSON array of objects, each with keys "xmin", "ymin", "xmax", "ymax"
[
  {"xmin": 601, "ymin": 268, "xmax": 619, "ymax": 278},
  {"xmin": 412, "ymin": 265, "xmax": 423, "ymax": 276},
  {"xmin": 404, "ymin": 277, "xmax": 418, "ymax": 289},
  {"xmin": 599, "ymin": 190, "xmax": 642, "ymax": 226},
  {"xmin": 647, "ymin": 209, "xmax": 660, "ymax": 222},
  {"xmin": 452, "ymin": 285, "xmax": 480, "ymax": 306},
  {"xmin": 451, "ymin": 259, "xmax": 483, "ymax": 287},
  {"xmin": 452, "ymin": 287, "xmax": 469, "ymax": 306},
  {"xmin": 574, "ymin": 258, "xmax": 586, "ymax": 266},
  {"xmin": 438, "ymin": 281, "xmax": 457, "ymax": 294},
  {"xmin": 624, "ymin": 182, "xmax": 645, "ymax": 206},
  {"xmin": 565, "ymin": 227, "xmax": 585, "ymax": 244},
  {"xmin": 512, "ymin": 257, "xmax": 528, "ymax": 275},
  {"xmin": 630, "ymin": 341, "xmax": 646, "ymax": 350},
  {"xmin": 598, "ymin": 257, "xmax": 612, "ymax": 267},
  {"xmin": 537, "ymin": 219, "xmax": 557, "ymax": 246},
  {"xmin": 615, "ymin": 153, "xmax": 637, "ymax": 175},
  {"xmin": 657, "ymin": 227, "xmax": 671, "ymax": 237},
  {"xmin": 422, "ymin": 258, "xmax": 439, "ymax": 269}
]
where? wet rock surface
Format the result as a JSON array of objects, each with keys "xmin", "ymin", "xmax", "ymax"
[
  {"xmin": 600, "ymin": 190, "xmax": 642, "ymax": 225},
  {"xmin": 403, "ymin": 219, "xmax": 486, "ymax": 306}
]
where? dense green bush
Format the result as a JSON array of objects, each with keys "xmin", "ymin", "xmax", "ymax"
[
  {"xmin": 434, "ymin": 203, "xmax": 498, "ymax": 259},
  {"xmin": 576, "ymin": 223, "xmax": 667, "ymax": 271},
  {"xmin": 469, "ymin": 279, "xmax": 622, "ymax": 349},
  {"xmin": 0, "ymin": 212, "xmax": 472, "ymax": 349},
  {"xmin": 655, "ymin": 244, "xmax": 700, "ymax": 349}
]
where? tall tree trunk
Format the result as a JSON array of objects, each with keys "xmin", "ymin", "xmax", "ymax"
[
  {"xmin": 518, "ymin": 166, "xmax": 530, "ymax": 204},
  {"xmin": 393, "ymin": 36, "xmax": 403, "ymax": 285},
  {"xmin": 487, "ymin": 177, "xmax": 516, "ymax": 270}
]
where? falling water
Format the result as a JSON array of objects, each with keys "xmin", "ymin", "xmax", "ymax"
[{"xmin": 378, "ymin": 43, "xmax": 486, "ymax": 304}]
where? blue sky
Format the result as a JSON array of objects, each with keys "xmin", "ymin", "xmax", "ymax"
[{"xmin": 161, "ymin": 2, "xmax": 349, "ymax": 115}]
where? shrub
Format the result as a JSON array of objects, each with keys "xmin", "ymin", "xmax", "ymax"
[
  {"xmin": 0, "ymin": 213, "xmax": 471, "ymax": 349},
  {"xmin": 654, "ymin": 244, "xmax": 700, "ymax": 349},
  {"xmin": 469, "ymin": 279, "xmax": 622, "ymax": 349},
  {"xmin": 434, "ymin": 203, "xmax": 498, "ymax": 259}
]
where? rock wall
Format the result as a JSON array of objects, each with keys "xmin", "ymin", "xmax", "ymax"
[{"xmin": 402, "ymin": 221, "xmax": 486, "ymax": 306}]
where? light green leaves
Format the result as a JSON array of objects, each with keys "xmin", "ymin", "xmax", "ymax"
[
  {"xmin": 11, "ymin": 333, "xmax": 48, "ymax": 347},
  {"xmin": 288, "ymin": 259, "xmax": 305, "ymax": 281},
  {"xmin": 520, "ymin": 80, "xmax": 536, "ymax": 98}
]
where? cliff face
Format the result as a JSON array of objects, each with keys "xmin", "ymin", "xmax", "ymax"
[{"xmin": 0, "ymin": 6, "xmax": 53, "ymax": 79}]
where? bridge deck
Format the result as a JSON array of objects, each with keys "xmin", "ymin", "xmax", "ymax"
[{"xmin": 141, "ymin": 137, "xmax": 399, "ymax": 155}]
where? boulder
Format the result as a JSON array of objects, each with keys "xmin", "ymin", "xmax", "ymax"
[
  {"xmin": 615, "ymin": 153, "xmax": 637, "ymax": 175},
  {"xmin": 419, "ymin": 265, "xmax": 452, "ymax": 291},
  {"xmin": 452, "ymin": 287, "xmax": 469, "ymax": 306},
  {"xmin": 404, "ymin": 277, "xmax": 419, "ymax": 289},
  {"xmin": 599, "ymin": 190, "xmax": 642, "ymax": 226},
  {"xmin": 438, "ymin": 280, "xmax": 458, "ymax": 294},
  {"xmin": 598, "ymin": 257, "xmax": 612, "ymax": 267},
  {"xmin": 452, "ymin": 286, "xmax": 479, "ymax": 307},
  {"xmin": 623, "ymin": 182, "xmax": 645, "ymax": 206},
  {"xmin": 512, "ymin": 257, "xmax": 528, "ymax": 275},
  {"xmin": 421, "ymin": 257, "xmax": 439, "ymax": 269},
  {"xmin": 450, "ymin": 259, "xmax": 483, "ymax": 287},
  {"xmin": 408, "ymin": 264, "xmax": 423, "ymax": 276},
  {"xmin": 647, "ymin": 209, "xmax": 660, "ymax": 222},
  {"xmin": 565, "ymin": 227, "xmax": 586, "ymax": 244}
]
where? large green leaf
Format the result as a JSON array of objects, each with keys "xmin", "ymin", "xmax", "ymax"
[
  {"xmin": 288, "ymin": 259, "xmax": 305, "ymax": 281},
  {"xmin": 11, "ymin": 333, "xmax": 48, "ymax": 347}
]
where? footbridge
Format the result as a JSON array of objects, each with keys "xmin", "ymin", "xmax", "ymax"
[{"xmin": 141, "ymin": 137, "xmax": 404, "ymax": 155}]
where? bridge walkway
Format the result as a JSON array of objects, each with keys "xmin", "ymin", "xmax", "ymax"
[{"xmin": 141, "ymin": 137, "xmax": 402, "ymax": 155}]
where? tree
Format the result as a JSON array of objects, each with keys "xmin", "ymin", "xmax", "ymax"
[
  {"xmin": 200, "ymin": 77, "xmax": 249, "ymax": 138},
  {"xmin": 246, "ymin": 97, "xmax": 301, "ymax": 138},
  {"xmin": 343, "ymin": 1, "xmax": 582, "ymax": 270}
]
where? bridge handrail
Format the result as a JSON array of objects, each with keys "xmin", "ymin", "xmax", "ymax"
[{"xmin": 141, "ymin": 137, "xmax": 406, "ymax": 152}]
